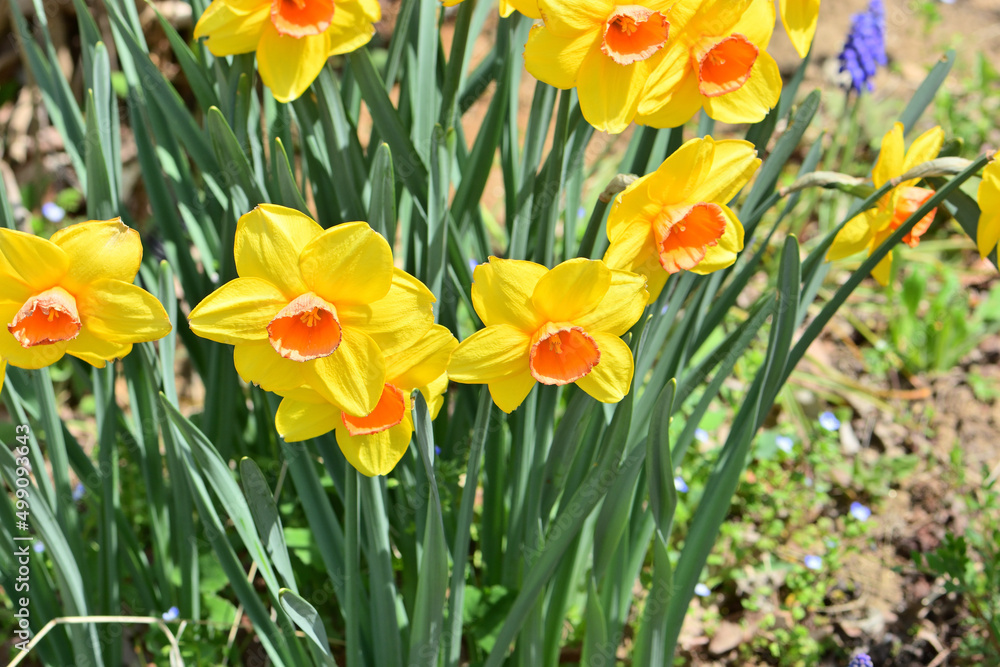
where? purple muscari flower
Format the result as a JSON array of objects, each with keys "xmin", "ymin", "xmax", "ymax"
[
  {"xmin": 848, "ymin": 654, "xmax": 874, "ymax": 667},
  {"xmin": 42, "ymin": 201, "xmax": 66, "ymax": 223},
  {"xmin": 694, "ymin": 583, "xmax": 711, "ymax": 597},
  {"xmin": 162, "ymin": 606, "xmax": 180, "ymax": 622},
  {"xmin": 673, "ymin": 476, "xmax": 689, "ymax": 493},
  {"xmin": 776, "ymin": 435, "xmax": 794, "ymax": 453},
  {"xmin": 850, "ymin": 501, "xmax": 872, "ymax": 522},
  {"xmin": 804, "ymin": 554, "xmax": 822, "ymax": 570},
  {"xmin": 819, "ymin": 411, "xmax": 841, "ymax": 432},
  {"xmin": 694, "ymin": 428, "xmax": 709, "ymax": 443},
  {"xmin": 839, "ymin": 0, "xmax": 888, "ymax": 93},
  {"xmin": 72, "ymin": 483, "xmax": 85, "ymax": 501}
]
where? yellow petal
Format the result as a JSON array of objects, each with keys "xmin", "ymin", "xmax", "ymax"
[
  {"xmin": 257, "ymin": 23, "xmax": 329, "ymax": 103},
  {"xmin": 471, "ymin": 258, "xmax": 545, "ymax": 330},
  {"xmin": 65, "ymin": 324, "xmax": 133, "ymax": 366},
  {"xmin": 76, "ymin": 279, "xmax": 171, "ymax": 343},
  {"xmin": 686, "ymin": 139, "xmax": 761, "ymax": 205},
  {"xmin": 871, "ymin": 250, "xmax": 893, "ymax": 286},
  {"xmin": 607, "ymin": 174, "xmax": 661, "ymax": 240},
  {"xmin": 571, "ymin": 269, "xmax": 647, "ymax": 336},
  {"xmin": 49, "ymin": 219, "xmax": 142, "ymax": 294},
  {"xmin": 235, "ymin": 340, "xmax": 312, "ymax": 393},
  {"xmin": 977, "ymin": 161, "xmax": 1000, "ymax": 258},
  {"xmin": 901, "ymin": 126, "xmax": 945, "ymax": 175},
  {"xmin": 194, "ymin": 0, "xmax": 270, "ymax": 56},
  {"xmin": 702, "ymin": 52, "xmax": 781, "ymax": 125},
  {"xmin": 0, "ymin": 228, "xmax": 68, "ymax": 293},
  {"xmin": 734, "ymin": 0, "xmax": 776, "ymax": 50},
  {"xmin": 635, "ymin": 67, "xmax": 702, "ymax": 129},
  {"xmin": 338, "ymin": 268, "xmax": 435, "ymax": 358},
  {"xmin": 0, "ymin": 301, "xmax": 68, "ymax": 368},
  {"xmin": 325, "ymin": 0, "xmax": 378, "ymax": 55},
  {"xmin": 499, "ymin": 0, "xmax": 541, "ymax": 17},
  {"xmin": 573, "ymin": 332, "xmax": 633, "ymax": 403},
  {"xmin": 449, "ymin": 324, "xmax": 531, "ymax": 383},
  {"xmin": 524, "ymin": 24, "xmax": 600, "ymax": 90},
  {"xmin": 576, "ymin": 47, "xmax": 647, "ymax": 134},
  {"xmin": 311, "ymin": 327, "xmax": 386, "ymax": 416},
  {"xmin": 276, "ymin": 394, "xmax": 341, "ymax": 442},
  {"xmin": 188, "ymin": 277, "xmax": 286, "ymax": 344},
  {"xmin": 603, "ymin": 219, "xmax": 665, "ymax": 300},
  {"xmin": 300, "ymin": 221, "xmax": 393, "ymax": 306},
  {"xmin": 872, "ymin": 123, "xmax": 905, "ymax": 188},
  {"xmin": 531, "ymin": 258, "xmax": 611, "ymax": 323},
  {"xmin": 235, "ymin": 204, "xmax": 321, "ymax": 299},
  {"xmin": 826, "ymin": 211, "xmax": 877, "ymax": 261},
  {"xmin": 779, "ymin": 0, "xmax": 820, "ymax": 58},
  {"xmin": 420, "ymin": 372, "xmax": 450, "ymax": 419},
  {"xmin": 0, "ymin": 358, "xmax": 5, "ymax": 394},
  {"xmin": 385, "ymin": 325, "xmax": 458, "ymax": 391},
  {"xmin": 335, "ymin": 411, "xmax": 413, "ymax": 476},
  {"xmin": 682, "ymin": 0, "xmax": 752, "ymax": 36},
  {"xmin": 538, "ymin": 0, "xmax": 613, "ymax": 35},
  {"xmin": 691, "ymin": 204, "xmax": 744, "ymax": 274},
  {"xmin": 487, "ymin": 367, "xmax": 536, "ymax": 413}
]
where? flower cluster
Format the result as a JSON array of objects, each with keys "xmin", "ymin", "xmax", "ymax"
[
  {"xmin": 0, "ymin": 220, "xmax": 172, "ymax": 394},
  {"xmin": 839, "ymin": 0, "xmax": 887, "ymax": 94}
]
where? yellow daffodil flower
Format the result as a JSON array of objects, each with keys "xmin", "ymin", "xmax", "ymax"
[
  {"xmin": 779, "ymin": 0, "xmax": 820, "ymax": 59},
  {"xmin": 442, "ymin": 0, "xmax": 539, "ymax": 18},
  {"xmin": 275, "ymin": 325, "xmax": 457, "ymax": 476},
  {"xmin": 449, "ymin": 257, "xmax": 648, "ymax": 413},
  {"xmin": 193, "ymin": 0, "xmax": 380, "ymax": 103},
  {"xmin": 523, "ymin": 0, "xmax": 675, "ymax": 134},
  {"xmin": 637, "ymin": 0, "xmax": 782, "ymax": 128},
  {"xmin": 827, "ymin": 123, "xmax": 944, "ymax": 285},
  {"xmin": 0, "ymin": 359, "xmax": 6, "ymax": 393},
  {"xmin": 976, "ymin": 157, "xmax": 1000, "ymax": 259},
  {"xmin": 603, "ymin": 136, "xmax": 760, "ymax": 301},
  {"xmin": 188, "ymin": 204, "xmax": 435, "ymax": 417},
  {"xmin": 0, "ymin": 220, "xmax": 171, "ymax": 385}
]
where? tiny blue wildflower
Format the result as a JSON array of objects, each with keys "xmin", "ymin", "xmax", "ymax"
[
  {"xmin": 775, "ymin": 435, "xmax": 794, "ymax": 453},
  {"xmin": 824, "ymin": 537, "xmax": 838, "ymax": 549},
  {"xmin": 468, "ymin": 258, "xmax": 479, "ymax": 272},
  {"xmin": 819, "ymin": 411, "xmax": 841, "ymax": 432},
  {"xmin": 42, "ymin": 201, "xmax": 66, "ymax": 223},
  {"xmin": 848, "ymin": 653, "xmax": 874, "ymax": 667},
  {"xmin": 660, "ymin": 303, "xmax": 670, "ymax": 315},
  {"xmin": 694, "ymin": 583, "xmax": 711, "ymax": 597},
  {"xmin": 673, "ymin": 476, "xmax": 688, "ymax": 493},
  {"xmin": 804, "ymin": 554, "xmax": 822, "ymax": 570},
  {"xmin": 850, "ymin": 501, "xmax": 872, "ymax": 522},
  {"xmin": 434, "ymin": 446, "xmax": 441, "ymax": 456},
  {"xmin": 694, "ymin": 428, "xmax": 709, "ymax": 443},
  {"xmin": 34, "ymin": 541, "xmax": 45, "ymax": 553},
  {"xmin": 162, "ymin": 606, "xmax": 180, "ymax": 622},
  {"xmin": 577, "ymin": 206, "xmax": 587, "ymax": 220},
  {"xmin": 838, "ymin": 0, "xmax": 887, "ymax": 93},
  {"xmin": 72, "ymin": 483, "xmax": 85, "ymax": 501}
]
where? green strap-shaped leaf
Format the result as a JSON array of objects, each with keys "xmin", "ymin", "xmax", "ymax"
[
  {"xmin": 280, "ymin": 589, "xmax": 339, "ymax": 666},
  {"xmin": 240, "ymin": 458, "xmax": 298, "ymax": 593}
]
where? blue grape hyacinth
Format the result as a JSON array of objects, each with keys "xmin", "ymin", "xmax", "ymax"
[
  {"xmin": 849, "ymin": 653, "xmax": 874, "ymax": 667},
  {"xmin": 839, "ymin": 0, "xmax": 888, "ymax": 93}
]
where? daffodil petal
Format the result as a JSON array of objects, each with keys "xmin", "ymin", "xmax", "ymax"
[
  {"xmin": 385, "ymin": 325, "xmax": 457, "ymax": 390},
  {"xmin": 531, "ymin": 258, "xmax": 611, "ymax": 323},
  {"xmin": 65, "ymin": 324, "xmax": 133, "ymax": 366},
  {"xmin": 49, "ymin": 219, "xmax": 142, "ymax": 294},
  {"xmin": 235, "ymin": 340, "xmax": 310, "ymax": 393},
  {"xmin": 827, "ymin": 211, "xmax": 877, "ymax": 261},
  {"xmin": 325, "ymin": 0, "xmax": 378, "ymax": 55},
  {"xmin": 779, "ymin": 0, "xmax": 820, "ymax": 58},
  {"xmin": 735, "ymin": 0, "xmax": 776, "ymax": 50},
  {"xmin": 312, "ymin": 327, "xmax": 386, "ymax": 416},
  {"xmin": 872, "ymin": 123, "xmax": 904, "ymax": 188},
  {"xmin": 603, "ymin": 219, "xmax": 665, "ymax": 300},
  {"xmin": 524, "ymin": 24, "xmax": 599, "ymax": 89},
  {"xmin": 471, "ymin": 258, "xmax": 545, "ymax": 330},
  {"xmin": 872, "ymin": 250, "xmax": 893, "ymax": 286},
  {"xmin": 188, "ymin": 277, "xmax": 286, "ymax": 344},
  {"xmin": 977, "ymin": 161, "xmax": 1000, "ymax": 258},
  {"xmin": 338, "ymin": 268, "xmax": 435, "ymax": 357},
  {"xmin": 300, "ymin": 222, "xmax": 393, "ymax": 306},
  {"xmin": 235, "ymin": 205, "xmax": 321, "ymax": 300},
  {"xmin": 194, "ymin": 0, "xmax": 270, "ymax": 56},
  {"xmin": 573, "ymin": 332, "xmax": 633, "ymax": 403},
  {"xmin": 487, "ymin": 367, "xmax": 535, "ymax": 413},
  {"xmin": 276, "ymin": 395, "xmax": 341, "ymax": 442},
  {"xmin": 574, "ymin": 269, "xmax": 648, "ymax": 336},
  {"xmin": 702, "ymin": 51, "xmax": 781, "ymax": 125},
  {"xmin": 335, "ymin": 412, "xmax": 413, "ymax": 476},
  {"xmin": 686, "ymin": 139, "xmax": 761, "ymax": 204},
  {"xmin": 0, "ymin": 228, "xmax": 68, "ymax": 292},
  {"xmin": 76, "ymin": 279, "xmax": 171, "ymax": 343},
  {"xmin": 607, "ymin": 175, "xmax": 661, "ymax": 239},
  {"xmin": 576, "ymin": 47, "xmax": 646, "ymax": 134},
  {"xmin": 635, "ymin": 68, "xmax": 702, "ymax": 129},
  {"xmin": 499, "ymin": 0, "xmax": 541, "ymax": 18},
  {"xmin": 691, "ymin": 204, "xmax": 744, "ymax": 274},
  {"xmin": 449, "ymin": 324, "xmax": 531, "ymax": 383},
  {"xmin": 257, "ymin": 23, "xmax": 329, "ymax": 103},
  {"xmin": 538, "ymin": 0, "xmax": 613, "ymax": 35},
  {"xmin": 420, "ymin": 373, "xmax": 450, "ymax": 419},
  {"xmin": 0, "ymin": 358, "xmax": 6, "ymax": 394},
  {"xmin": 901, "ymin": 126, "xmax": 945, "ymax": 175}
]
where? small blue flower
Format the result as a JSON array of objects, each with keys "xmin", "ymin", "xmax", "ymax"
[
  {"xmin": 694, "ymin": 428, "xmax": 709, "ymax": 443},
  {"xmin": 42, "ymin": 201, "xmax": 66, "ymax": 223},
  {"xmin": 775, "ymin": 435, "xmax": 794, "ymax": 453},
  {"xmin": 72, "ymin": 483, "xmax": 85, "ymax": 501},
  {"xmin": 804, "ymin": 554, "xmax": 822, "ymax": 570},
  {"xmin": 850, "ymin": 501, "xmax": 872, "ymax": 522},
  {"xmin": 694, "ymin": 583, "xmax": 711, "ymax": 597},
  {"xmin": 819, "ymin": 411, "xmax": 841, "ymax": 432},
  {"xmin": 33, "ymin": 541, "xmax": 46, "ymax": 553},
  {"xmin": 673, "ymin": 476, "xmax": 689, "ymax": 493},
  {"xmin": 848, "ymin": 653, "xmax": 874, "ymax": 667},
  {"xmin": 838, "ymin": 0, "xmax": 888, "ymax": 93},
  {"xmin": 468, "ymin": 258, "xmax": 479, "ymax": 272},
  {"xmin": 660, "ymin": 303, "xmax": 670, "ymax": 315},
  {"xmin": 577, "ymin": 206, "xmax": 587, "ymax": 220},
  {"xmin": 434, "ymin": 446, "xmax": 441, "ymax": 456},
  {"xmin": 162, "ymin": 606, "xmax": 180, "ymax": 622}
]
